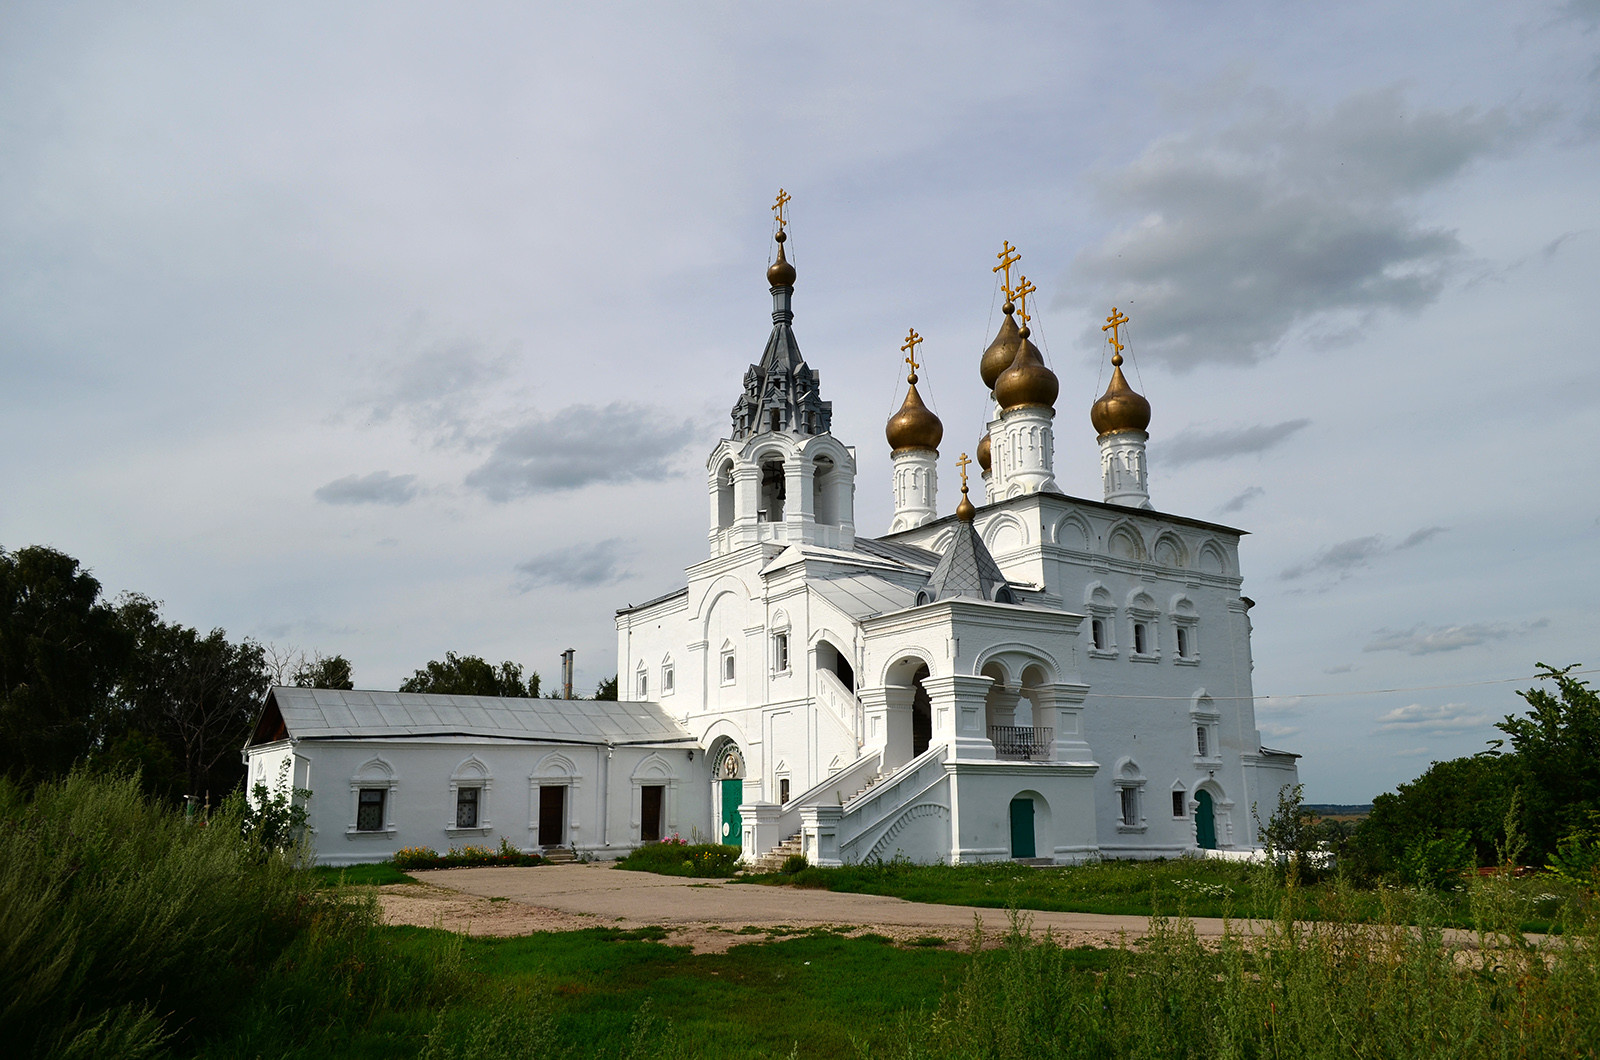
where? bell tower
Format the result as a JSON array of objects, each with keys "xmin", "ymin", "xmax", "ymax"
[{"xmin": 707, "ymin": 191, "xmax": 857, "ymax": 555}]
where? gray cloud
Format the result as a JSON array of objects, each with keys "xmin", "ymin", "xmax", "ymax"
[
  {"xmin": 365, "ymin": 331, "xmax": 516, "ymax": 448},
  {"xmin": 1363, "ymin": 621, "xmax": 1537, "ymax": 656},
  {"xmin": 1218, "ymin": 486, "xmax": 1265, "ymax": 514},
  {"xmin": 1280, "ymin": 535, "xmax": 1386, "ymax": 580},
  {"xmin": 1280, "ymin": 525, "xmax": 1449, "ymax": 581},
  {"xmin": 516, "ymin": 538, "xmax": 633, "ymax": 591},
  {"xmin": 466, "ymin": 403, "xmax": 702, "ymax": 500},
  {"xmin": 1323, "ymin": 663, "xmax": 1357, "ymax": 675},
  {"xmin": 1158, "ymin": 420, "xmax": 1310, "ymax": 467},
  {"xmin": 1397, "ymin": 526, "xmax": 1448, "ymax": 549},
  {"xmin": 314, "ymin": 471, "xmax": 419, "ymax": 506},
  {"xmin": 1063, "ymin": 85, "xmax": 1523, "ymax": 368},
  {"xmin": 1376, "ymin": 701, "xmax": 1492, "ymax": 735}
]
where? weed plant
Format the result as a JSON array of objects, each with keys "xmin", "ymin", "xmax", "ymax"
[
  {"xmin": 393, "ymin": 839, "xmax": 544, "ymax": 871},
  {"xmin": 0, "ymin": 771, "xmax": 321, "ymax": 1057},
  {"xmin": 617, "ymin": 840, "xmax": 741, "ymax": 877}
]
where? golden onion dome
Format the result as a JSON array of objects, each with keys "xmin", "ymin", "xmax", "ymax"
[
  {"xmin": 975, "ymin": 431, "xmax": 991, "ymax": 473},
  {"xmin": 1090, "ymin": 352, "xmax": 1151, "ymax": 436},
  {"xmin": 767, "ymin": 230, "xmax": 796, "ymax": 287},
  {"xmin": 994, "ymin": 325, "xmax": 1059, "ymax": 412},
  {"xmin": 886, "ymin": 374, "xmax": 944, "ymax": 454},
  {"xmin": 980, "ymin": 304, "xmax": 1020, "ymax": 389},
  {"xmin": 956, "ymin": 488, "xmax": 975, "ymax": 522}
]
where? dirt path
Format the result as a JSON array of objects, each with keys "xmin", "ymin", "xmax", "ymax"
[{"xmin": 378, "ymin": 862, "xmax": 1257, "ymax": 954}]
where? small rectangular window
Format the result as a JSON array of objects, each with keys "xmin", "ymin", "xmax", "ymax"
[
  {"xmin": 637, "ymin": 671, "xmax": 648, "ymax": 699},
  {"xmin": 1173, "ymin": 790, "xmax": 1186, "ymax": 817},
  {"xmin": 1091, "ymin": 618, "xmax": 1106, "ymax": 651},
  {"xmin": 456, "ymin": 786, "xmax": 479, "ymax": 829},
  {"xmin": 780, "ymin": 778, "xmax": 791, "ymax": 804},
  {"xmin": 722, "ymin": 651, "xmax": 736, "ymax": 683},
  {"xmin": 1196, "ymin": 726, "xmax": 1208, "ymax": 757},
  {"xmin": 1176, "ymin": 627, "xmax": 1189, "ymax": 658},
  {"xmin": 662, "ymin": 666, "xmax": 675, "ymax": 693},
  {"xmin": 774, "ymin": 632, "xmax": 790, "ymax": 673},
  {"xmin": 1119, "ymin": 787, "xmax": 1138, "ymax": 826},
  {"xmin": 1133, "ymin": 623, "xmax": 1148, "ymax": 655},
  {"xmin": 357, "ymin": 788, "xmax": 386, "ymax": 831}
]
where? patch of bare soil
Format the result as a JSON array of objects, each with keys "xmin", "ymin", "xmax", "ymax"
[{"xmin": 377, "ymin": 881, "xmax": 600, "ymax": 937}]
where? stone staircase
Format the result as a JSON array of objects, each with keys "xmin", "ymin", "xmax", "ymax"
[
  {"xmin": 749, "ymin": 832, "xmax": 804, "ymax": 873},
  {"xmin": 540, "ymin": 846, "xmax": 577, "ymax": 864}
]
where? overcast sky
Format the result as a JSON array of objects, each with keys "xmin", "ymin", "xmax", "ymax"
[{"xmin": 3, "ymin": 2, "xmax": 1597, "ymax": 802}]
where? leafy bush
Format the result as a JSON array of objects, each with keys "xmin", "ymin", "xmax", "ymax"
[
  {"xmin": 780, "ymin": 853, "xmax": 809, "ymax": 875},
  {"xmin": 1400, "ymin": 829, "xmax": 1474, "ymax": 890},
  {"xmin": 616, "ymin": 840, "xmax": 741, "ymax": 877},
  {"xmin": 391, "ymin": 839, "xmax": 544, "ymax": 871}
]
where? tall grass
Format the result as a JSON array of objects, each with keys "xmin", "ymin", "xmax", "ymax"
[{"xmin": 875, "ymin": 876, "xmax": 1600, "ymax": 1059}]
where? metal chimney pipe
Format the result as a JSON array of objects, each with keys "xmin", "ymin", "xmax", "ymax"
[{"xmin": 561, "ymin": 648, "xmax": 575, "ymax": 699}]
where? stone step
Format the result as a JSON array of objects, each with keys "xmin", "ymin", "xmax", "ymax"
[
  {"xmin": 541, "ymin": 846, "xmax": 577, "ymax": 864},
  {"xmin": 749, "ymin": 832, "xmax": 804, "ymax": 873}
]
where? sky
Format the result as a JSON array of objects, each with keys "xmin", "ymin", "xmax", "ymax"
[{"xmin": 2, "ymin": 1, "xmax": 1597, "ymax": 803}]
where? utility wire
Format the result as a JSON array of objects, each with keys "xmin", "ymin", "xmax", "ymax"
[{"xmin": 1081, "ymin": 667, "xmax": 1598, "ymax": 703}]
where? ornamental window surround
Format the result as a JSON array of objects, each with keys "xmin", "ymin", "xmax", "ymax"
[
  {"xmin": 348, "ymin": 758, "xmax": 397, "ymax": 837},
  {"xmin": 1190, "ymin": 692, "xmax": 1222, "ymax": 764},
  {"xmin": 1083, "ymin": 584, "xmax": 1118, "ymax": 659},
  {"xmin": 1170, "ymin": 595, "xmax": 1200, "ymax": 665},
  {"xmin": 1113, "ymin": 757, "xmax": 1147, "ymax": 833},
  {"xmin": 661, "ymin": 657, "xmax": 675, "ymax": 696},
  {"xmin": 1127, "ymin": 590, "xmax": 1160, "ymax": 662},
  {"xmin": 446, "ymin": 755, "xmax": 493, "ymax": 836},
  {"xmin": 721, "ymin": 642, "xmax": 736, "ymax": 685}
]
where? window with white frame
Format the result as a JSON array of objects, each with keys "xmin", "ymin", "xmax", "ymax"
[
  {"xmin": 773, "ymin": 631, "xmax": 790, "ymax": 673},
  {"xmin": 1091, "ymin": 618, "xmax": 1107, "ymax": 651},
  {"xmin": 1196, "ymin": 725, "xmax": 1208, "ymax": 758},
  {"xmin": 447, "ymin": 756, "xmax": 492, "ymax": 834},
  {"xmin": 1133, "ymin": 622, "xmax": 1149, "ymax": 655},
  {"xmin": 456, "ymin": 785, "xmax": 480, "ymax": 828},
  {"xmin": 1172, "ymin": 788, "xmax": 1187, "ymax": 818},
  {"xmin": 357, "ymin": 788, "xmax": 386, "ymax": 831},
  {"xmin": 661, "ymin": 660, "xmax": 675, "ymax": 695},
  {"xmin": 1190, "ymin": 693, "xmax": 1221, "ymax": 762},
  {"xmin": 1128, "ymin": 591, "xmax": 1160, "ymax": 660},
  {"xmin": 721, "ymin": 646, "xmax": 736, "ymax": 684},
  {"xmin": 1171, "ymin": 597, "xmax": 1199, "ymax": 664},
  {"xmin": 1113, "ymin": 758, "xmax": 1146, "ymax": 831},
  {"xmin": 1084, "ymin": 585, "xmax": 1118, "ymax": 658},
  {"xmin": 636, "ymin": 664, "xmax": 649, "ymax": 699}
]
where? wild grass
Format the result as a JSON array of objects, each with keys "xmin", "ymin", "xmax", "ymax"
[{"xmin": 311, "ymin": 861, "xmax": 418, "ymax": 887}]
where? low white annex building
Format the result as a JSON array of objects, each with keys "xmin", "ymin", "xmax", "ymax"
[{"xmin": 245, "ymin": 207, "xmax": 1298, "ymax": 867}]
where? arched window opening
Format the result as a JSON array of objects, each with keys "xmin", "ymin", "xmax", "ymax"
[
  {"xmin": 716, "ymin": 460, "xmax": 735, "ymax": 528},
  {"xmin": 911, "ymin": 664, "xmax": 932, "ymax": 757},
  {"xmin": 759, "ymin": 457, "xmax": 786, "ymax": 522},
  {"xmin": 813, "ymin": 455, "xmax": 838, "ymax": 525},
  {"xmin": 816, "ymin": 640, "xmax": 854, "ymax": 692}
]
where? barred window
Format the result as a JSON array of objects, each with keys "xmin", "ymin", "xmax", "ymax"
[
  {"xmin": 456, "ymin": 786, "xmax": 480, "ymax": 829},
  {"xmin": 356, "ymin": 788, "xmax": 386, "ymax": 831}
]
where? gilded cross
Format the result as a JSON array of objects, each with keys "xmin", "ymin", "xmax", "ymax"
[
  {"xmin": 1102, "ymin": 307, "xmax": 1129, "ymax": 353},
  {"xmin": 956, "ymin": 452, "xmax": 972, "ymax": 490},
  {"xmin": 900, "ymin": 328, "xmax": 923, "ymax": 376},
  {"xmin": 772, "ymin": 188, "xmax": 792, "ymax": 231},
  {"xmin": 993, "ymin": 241, "xmax": 1021, "ymax": 301},
  {"xmin": 1012, "ymin": 276, "xmax": 1038, "ymax": 326}
]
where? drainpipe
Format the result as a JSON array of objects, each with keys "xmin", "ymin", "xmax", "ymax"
[{"xmin": 601, "ymin": 741, "xmax": 614, "ymax": 847}]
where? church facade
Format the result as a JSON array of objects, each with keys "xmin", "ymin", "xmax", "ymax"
[{"xmin": 245, "ymin": 205, "xmax": 1297, "ymax": 866}]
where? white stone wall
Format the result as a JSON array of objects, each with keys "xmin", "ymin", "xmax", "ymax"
[{"xmin": 246, "ymin": 737, "xmax": 706, "ymax": 867}]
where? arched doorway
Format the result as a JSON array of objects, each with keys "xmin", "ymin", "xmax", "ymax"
[
  {"xmin": 1195, "ymin": 789, "xmax": 1217, "ymax": 850},
  {"xmin": 1009, "ymin": 796, "xmax": 1036, "ymax": 859},
  {"xmin": 885, "ymin": 656, "xmax": 934, "ymax": 762},
  {"xmin": 709, "ymin": 739, "xmax": 745, "ymax": 848}
]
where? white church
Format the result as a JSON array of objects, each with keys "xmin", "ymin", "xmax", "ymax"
[{"xmin": 245, "ymin": 204, "xmax": 1298, "ymax": 867}]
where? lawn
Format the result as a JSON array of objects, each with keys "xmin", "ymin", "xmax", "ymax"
[{"xmin": 738, "ymin": 856, "xmax": 1577, "ymax": 931}]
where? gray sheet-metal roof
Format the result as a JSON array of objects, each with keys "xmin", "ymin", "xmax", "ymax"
[
  {"xmin": 854, "ymin": 537, "xmax": 940, "ymax": 569},
  {"xmin": 256, "ymin": 687, "xmax": 693, "ymax": 746},
  {"xmin": 812, "ymin": 572, "xmax": 918, "ymax": 619}
]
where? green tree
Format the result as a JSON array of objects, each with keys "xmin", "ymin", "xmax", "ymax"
[
  {"xmin": 292, "ymin": 652, "xmax": 354, "ymax": 690},
  {"xmin": 594, "ymin": 675, "xmax": 618, "ymax": 701},
  {"xmin": 399, "ymin": 652, "xmax": 540, "ymax": 697},
  {"xmin": 114, "ymin": 594, "xmax": 270, "ymax": 798},
  {"xmin": 0, "ymin": 546, "xmax": 129, "ymax": 784},
  {"xmin": 1498, "ymin": 663, "xmax": 1600, "ymax": 859},
  {"xmin": 1347, "ymin": 751, "xmax": 1514, "ymax": 877}
]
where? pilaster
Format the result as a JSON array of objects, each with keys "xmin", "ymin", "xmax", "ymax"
[{"xmin": 921, "ymin": 673, "xmax": 996, "ymax": 760}]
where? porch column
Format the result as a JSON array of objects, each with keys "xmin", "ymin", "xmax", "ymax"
[
  {"xmin": 743, "ymin": 801, "xmax": 782, "ymax": 864},
  {"xmin": 801, "ymin": 804, "xmax": 843, "ymax": 867},
  {"xmin": 1032, "ymin": 680, "xmax": 1092, "ymax": 764},
  {"xmin": 860, "ymin": 685, "xmax": 914, "ymax": 768},
  {"xmin": 921, "ymin": 674, "xmax": 995, "ymax": 760}
]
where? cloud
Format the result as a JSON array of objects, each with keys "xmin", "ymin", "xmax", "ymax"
[
  {"xmin": 1364, "ymin": 622, "xmax": 1515, "ymax": 655},
  {"xmin": 515, "ymin": 538, "xmax": 633, "ymax": 590},
  {"xmin": 466, "ymin": 403, "xmax": 702, "ymax": 500},
  {"xmin": 1280, "ymin": 525, "xmax": 1448, "ymax": 581},
  {"xmin": 1218, "ymin": 486, "xmax": 1265, "ymax": 514},
  {"xmin": 1257, "ymin": 695, "xmax": 1304, "ymax": 715},
  {"xmin": 1280, "ymin": 535, "xmax": 1387, "ymax": 580},
  {"xmin": 1322, "ymin": 663, "xmax": 1357, "ymax": 674},
  {"xmin": 1397, "ymin": 526, "xmax": 1448, "ymax": 549},
  {"xmin": 364, "ymin": 329, "xmax": 516, "ymax": 447},
  {"xmin": 1157, "ymin": 420, "xmax": 1309, "ymax": 467},
  {"xmin": 1259, "ymin": 721, "xmax": 1302, "ymax": 739},
  {"xmin": 1376, "ymin": 702, "xmax": 1492, "ymax": 735},
  {"xmin": 1062, "ymin": 84, "xmax": 1524, "ymax": 368},
  {"xmin": 314, "ymin": 471, "xmax": 419, "ymax": 506}
]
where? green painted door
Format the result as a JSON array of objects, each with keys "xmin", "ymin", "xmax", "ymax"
[
  {"xmin": 721, "ymin": 779, "xmax": 743, "ymax": 848},
  {"xmin": 1009, "ymin": 797, "xmax": 1035, "ymax": 859},
  {"xmin": 1195, "ymin": 790, "xmax": 1217, "ymax": 850}
]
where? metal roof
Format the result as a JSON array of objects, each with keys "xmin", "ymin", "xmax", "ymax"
[
  {"xmin": 811, "ymin": 572, "xmax": 918, "ymax": 619},
  {"xmin": 254, "ymin": 687, "xmax": 693, "ymax": 747}
]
